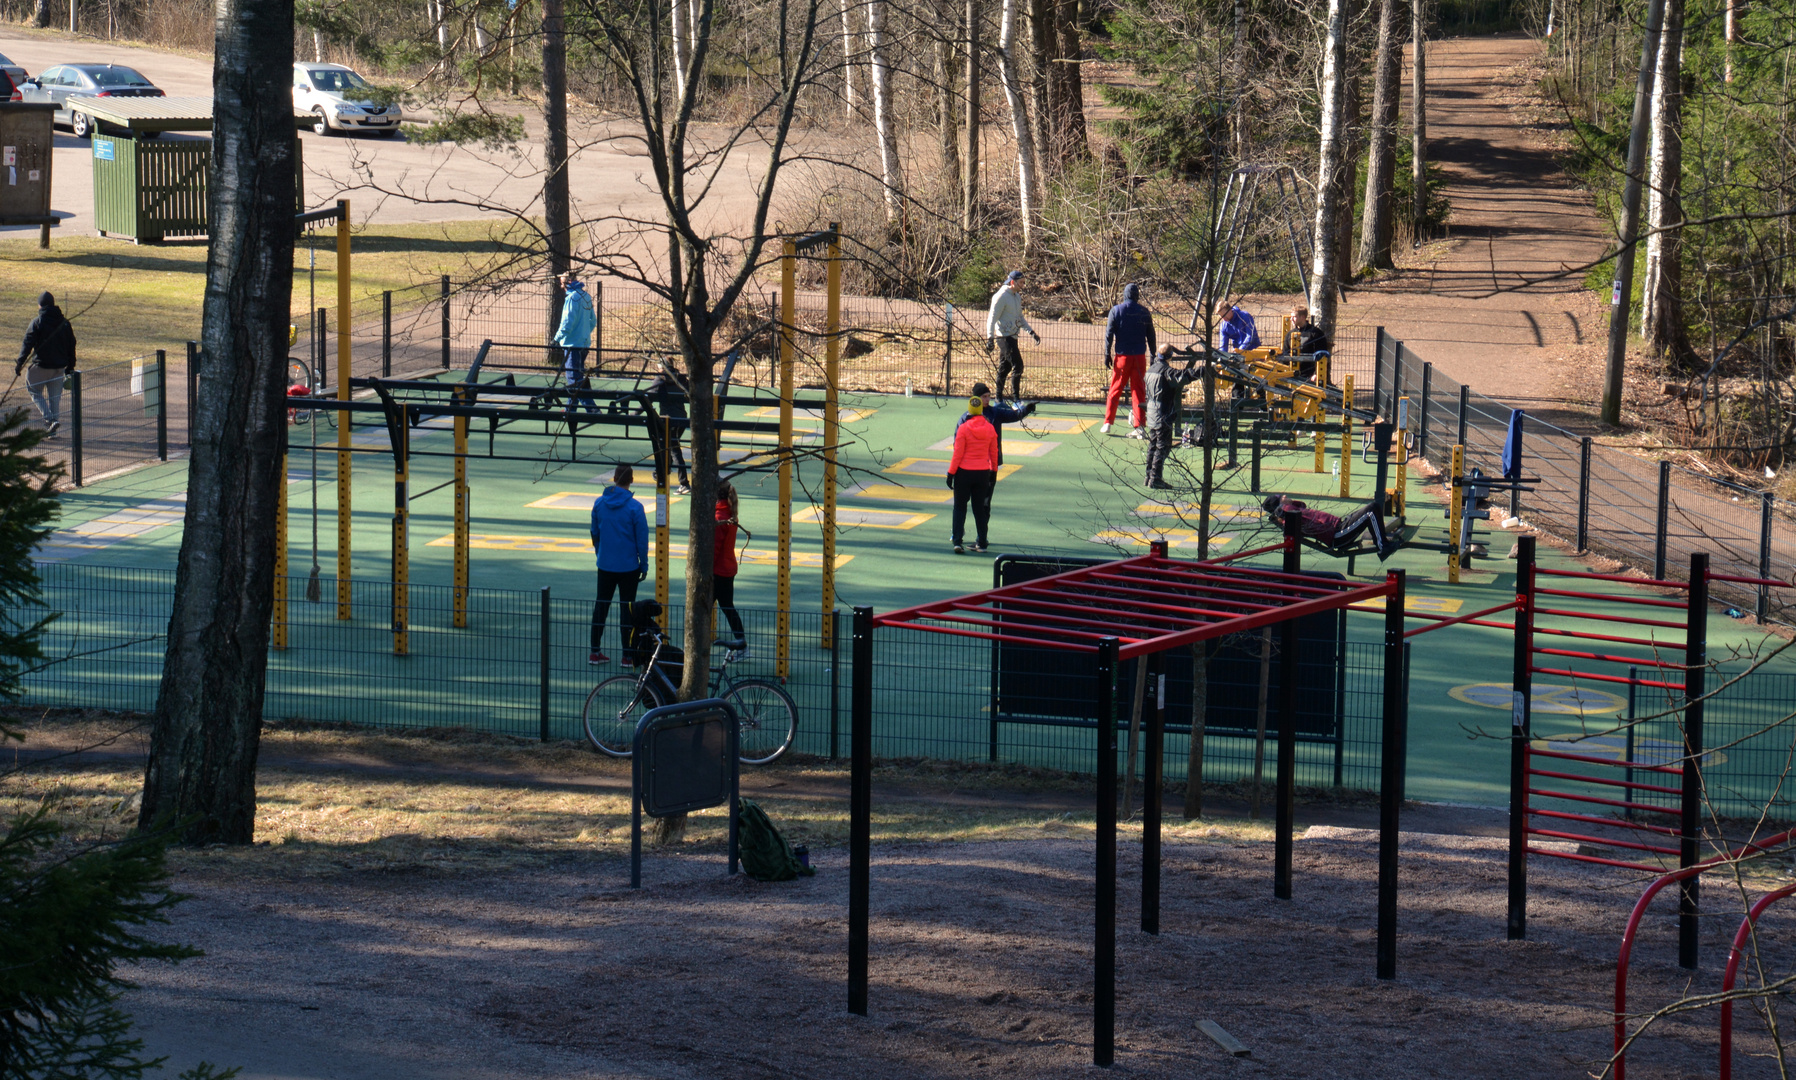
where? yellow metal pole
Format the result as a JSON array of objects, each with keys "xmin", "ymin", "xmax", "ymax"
[
  {"xmin": 392, "ymin": 414, "xmax": 409, "ymax": 655},
  {"xmin": 335, "ymin": 200, "xmax": 352, "ymax": 620},
  {"xmin": 821, "ymin": 226, "xmax": 841, "ymax": 650},
  {"xmin": 274, "ymin": 452, "xmax": 288, "ymax": 650},
  {"xmin": 453, "ymin": 403, "xmax": 469, "ymax": 629},
  {"xmin": 1340, "ymin": 375, "xmax": 1354, "ymax": 499},
  {"xmin": 1394, "ymin": 395, "xmax": 1411, "ymax": 516},
  {"xmin": 1448, "ymin": 443, "xmax": 1465, "ymax": 584},
  {"xmin": 656, "ymin": 415, "xmax": 671, "ymax": 609},
  {"xmin": 777, "ymin": 239, "xmax": 796, "ymax": 682}
]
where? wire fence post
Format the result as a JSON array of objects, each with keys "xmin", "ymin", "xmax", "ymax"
[
  {"xmin": 943, "ymin": 301, "xmax": 953, "ymax": 395},
  {"xmin": 829, "ymin": 608, "xmax": 841, "ymax": 760},
  {"xmin": 1417, "ymin": 362, "xmax": 1432, "ymax": 461},
  {"xmin": 381, "ymin": 290, "xmax": 392, "ymax": 378},
  {"xmin": 1654, "ymin": 460, "xmax": 1672, "ymax": 580},
  {"xmin": 1576, "ymin": 436, "xmax": 1592, "ymax": 553},
  {"xmin": 539, "ymin": 586, "xmax": 551, "ymax": 743},
  {"xmin": 1372, "ymin": 327, "xmax": 1386, "ymax": 417},
  {"xmin": 1390, "ymin": 343, "xmax": 1405, "ymax": 421},
  {"xmin": 1456, "ymin": 383, "xmax": 1469, "ymax": 446},
  {"xmin": 440, "ymin": 275, "xmax": 451, "ymax": 369},
  {"xmin": 1093, "ymin": 636, "xmax": 1119, "ymax": 1068},
  {"xmin": 185, "ymin": 340, "xmax": 198, "ymax": 445},
  {"xmin": 68, "ymin": 370, "xmax": 82, "ymax": 487},
  {"xmin": 1679, "ymin": 553, "xmax": 1709, "ymax": 970},
  {"xmin": 154, "ymin": 348, "xmax": 167, "ymax": 461},
  {"xmin": 1759, "ymin": 494, "xmax": 1775, "ymax": 623},
  {"xmin": 848, "ymin": 606, "xmax": 874, "ymax": 1017}
]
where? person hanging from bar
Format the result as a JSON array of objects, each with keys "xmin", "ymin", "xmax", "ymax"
[{"xmin": 1261, "ymin": 492, "xmax": 1400, "ymax": 559}]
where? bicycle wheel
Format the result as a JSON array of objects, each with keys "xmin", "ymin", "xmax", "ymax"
[
  {"xmin": 287, "ymin": 357, "xmax": 314, "ymax": 392},
  {"xmin": 582, "ymin": 674, "xmax": 666, "ymax": 757},
  {"xmin": 724, "ymin": 678, "xmax": 798, "ymax": 765}
]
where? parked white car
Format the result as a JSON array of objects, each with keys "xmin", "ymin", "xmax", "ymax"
[{"xmin": 292, "ymin": 62, "xmax": 400, "ymax": 136}]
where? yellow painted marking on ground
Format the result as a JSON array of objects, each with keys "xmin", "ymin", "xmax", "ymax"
[
  {"xmin": 842, "ymin": 483, "xmax": 955, "ymax": 504},
  {"xmin": 525, "ymin": 491, "xmax": 681, "ymax": 512},
  {"xmin": 927, "ymin": 437, "xmax": 1060, "ymax": 458},
  {"xmin": 793, "ymin": 506, "xmax": 935, "ymax": 530},
  {"xmin": 426, "ymin": 534, "xmax": 852, "ymax": 567},
  {"xmin": 884, "ymin": 457, "xmax": 1021, "ymax": 481},
  {"xmin": 1091, "ymin": 529, "xmax": 1233, "ymax": 550},
  {"xmin": 743, "ymin": 405, "xmax": 875, "ymax": 423},
  {"xmin": 1018, "ymin": 417, "xmax": 1098, "ymax": 434},
  {"xmin": 1407, "ymin": 596, "xmax": 1463, "ymax": 615}
]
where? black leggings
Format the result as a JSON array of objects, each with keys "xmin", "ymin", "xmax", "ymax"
[
  {"xmin": 994, "ymin": 336, "xmax": 1024, "ymax": 400},
  {"xmin": 715, "ymin": 574, "xmax": 745, "ymax": 641},
  {"xmin": 591, "ymin": 569, "xmax": 639, "ymax": 653}
]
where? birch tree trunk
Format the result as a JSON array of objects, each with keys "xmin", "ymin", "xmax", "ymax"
[
  {"xmin": 434, "ymin": 0, "xmax": 452, "ymax": 53},
  {"xmin": 998, "ymin": 0, "xmax": 1040, "ymax": 251},
  {"xmin": 1356, "ymin": 0, "xmax": 1401, "ymax": 271},
  {"xmin": 1642, "ymin": 0, "xmax": 1691, "ymax": 362},
  {"xmin": 841, "ymin": 0, "xmax": 858, "ymax": 119},
  {"xmin": 313, "ymin": 28, "xmax": 326, "ymax": 63},
  {"xmin": 1051, "ymin": 0, "xmax": 1086, "ymax": 163},
  {"xmin": 140, "ymin": 0, "xmax": 295, "ymax": 845},
  {"xmin": 964, "ymin": 0, "xmax": 981, "ymax": 234},
  {"xmin": 1310, "ymin": 0, "xmax": 1349, "ymax": 334},
  {"xmin": 936, "ymin": 5, "xmax": 961, "ymax": 184},
  {"xmin": 1411, "ymin": 0, "xmax": 1428, "ymax": 242},
  {"xmin": 868, "ymin": 0, "xmax": 905, "ymax": 223},
  {"xmin": 1026, "ymin": 0, "xmax": 1052, "ymax": 177},
  {"xmin": 672, "ymin": 0, "xmax": 690, "ymax": 103}
]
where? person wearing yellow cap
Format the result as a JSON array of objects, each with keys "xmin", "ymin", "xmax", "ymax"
[{"xmin": 946, "ymin": 394, "xmax": 1000, "ymax": 554}]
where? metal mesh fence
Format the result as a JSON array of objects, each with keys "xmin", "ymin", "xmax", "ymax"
[
  {"xmin": 63, "ymin": 354, "xmax": 169, "ymax": 484},
  {"xmin": 1378, "ymin": 334, "xmax": 1795, "ymax": 625}
]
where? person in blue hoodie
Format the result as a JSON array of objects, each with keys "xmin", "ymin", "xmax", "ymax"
[
  {"xmin": 554, "ymin": 273, "xmax": 597, "ymax": 412},
  {"xmin": 1101, "ymin": 283, "xmax": 1157, "ymax": 438},
  {"xmin": 589, "ymin": 464, "xmax": 649, "ymax": 664}
]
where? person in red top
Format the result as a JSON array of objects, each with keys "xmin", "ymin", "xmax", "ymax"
[
  {"xmin": 713, "ymin": 480, "xmax": 750, "ymax": 657},
  {"xmin": 947, "ymin": 397, "xmax": 1000, "ymax": 554}
]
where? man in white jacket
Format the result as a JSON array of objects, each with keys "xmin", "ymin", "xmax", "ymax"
[{"xmin": 984, "ymin": 270, "xmax": 1041, "ymax": 401}]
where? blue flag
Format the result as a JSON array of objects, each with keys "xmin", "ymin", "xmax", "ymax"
[{"xmin": 1501, "ymin": 409, "xmax": 1525, "ymax": 481}]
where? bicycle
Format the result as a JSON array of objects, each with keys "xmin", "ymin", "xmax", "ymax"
[{"xmin": 582, "ymin": 632, "xmax": 797, "ymax": 765}]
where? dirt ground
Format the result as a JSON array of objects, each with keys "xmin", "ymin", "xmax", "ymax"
[{"xmin": 123, "ymin": 826, "xmax": 1796, "ymax": 1079}]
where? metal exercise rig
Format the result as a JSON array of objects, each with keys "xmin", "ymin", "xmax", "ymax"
[{"xmin": 846, "ymin": 522, "xmax": 1411, "ymax": 1068}]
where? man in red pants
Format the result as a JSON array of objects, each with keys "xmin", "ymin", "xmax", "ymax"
[{"xmin": 1101, "ymin": 283, "xmax": 1157, "ymax": 438}]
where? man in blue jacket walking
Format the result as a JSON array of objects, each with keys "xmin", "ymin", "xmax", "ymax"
[
  {"xmin": 555, "ymin": 274, "xmax": 597, "ymax": 412},
  {"xmin": 1102, "ymin": 283, "xmax": 1157, "ymax": 438},
  {"xmin": 590, "ymin": 464, "xmax": 649, "ymax": 664}
]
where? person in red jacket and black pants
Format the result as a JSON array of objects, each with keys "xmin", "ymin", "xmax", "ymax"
[
  {"xmin": 947, "ymin": 396, "xmax": 1000, "ymax": 554},
  {"xmin": 714, "ymin": 480, "xmax": 750, "ymax": 659}
]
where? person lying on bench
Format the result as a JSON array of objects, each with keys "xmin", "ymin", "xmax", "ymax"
[{"xmin": 1261, "ymin": 493, "xmax": 1400, "ymax": 560}]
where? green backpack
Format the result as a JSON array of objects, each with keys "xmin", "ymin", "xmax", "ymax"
[{"xmin": 737, "ymin": 798, "xmax": 814, "ymax": 882}]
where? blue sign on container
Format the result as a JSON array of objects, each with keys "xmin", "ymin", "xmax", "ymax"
[{"xmin": 93, "ymin": 140, "xmax": 114, "ymax": 161}]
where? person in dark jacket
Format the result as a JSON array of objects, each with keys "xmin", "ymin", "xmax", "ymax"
[
  {"xmin": 1143, "ymin": 345, "xmax": 1204, "ymax": 489},
  {"xmin": 1287, "ymin": 305, "xmax": 1332, "ymax": 381},
  {"xmin": 1101, "ymin": 283, "xmax": 1157, "ymax": 438},
  {"xmin": 14, "ymin": 292, "xmax": 77, "ymax": 436},
  {"xmin": 1262, "ymin": 493, "xmax": 1398, "ymax": 559},
  {"xmin": 590, "ymin": 465, "xmax": 650, "ymax": 664},
  {"xmin": 953, "ymin": 381, "xmax": 1036, "ymax": 466},
  {"xmin": 644, "ymin": 359, "xmax": 691, "ymax": 493}
]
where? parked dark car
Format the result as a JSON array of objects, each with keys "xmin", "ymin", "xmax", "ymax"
[
  {"xmin": 0, "ymin": 50, "xmax": 26, "ymax": 87},
  {"xmin": 19, "ymin": 64, "xmax": 165, "ymax": 138},
  {"xmin": 0, "ymin": 70, "xmax": 18, "ymax": 104}
]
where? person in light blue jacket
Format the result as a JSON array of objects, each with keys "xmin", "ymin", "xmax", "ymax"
[
  {"xmin": 554, "ymin": 273, "xmax": 597, "ymax": 410},
  {"xmin": 589, "ymin": 464, "xmax": 649, "ymax": 664}
]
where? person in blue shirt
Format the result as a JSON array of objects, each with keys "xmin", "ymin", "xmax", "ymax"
[
  {"xmin": 589, "ymin": 464, "xmax": 649, "ymax": 664},
  {"xmin": 1215, "ymin": 300, "xmax": 1260, "ymax": 353},
  {"xmin": 554, "ymin": 274, "xmax": 597, "ymax": 412}
]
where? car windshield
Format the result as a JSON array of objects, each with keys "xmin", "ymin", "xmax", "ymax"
[
  {"xmin": 309, "ymin": 70, "xmax": 368, "ymax": 92},
  {"xmin": 0, "ymin": 52, "xmax": 14, "ymax": 66},
  {"xmin": 86, "ymin": 67, "xmax": 152, "ymax": 87}
]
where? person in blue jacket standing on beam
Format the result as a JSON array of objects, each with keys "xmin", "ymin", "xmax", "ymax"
[
  {"xmin": 555, "ymin": 272, "xmax": 597, "ymax": 412},
  {"xmin": 589, "ymin": 464, "xmax": 648, "ymax": 665}
]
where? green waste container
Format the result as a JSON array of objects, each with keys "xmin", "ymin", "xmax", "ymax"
[{"xmin": 92, "ymin": 134, "xmax": 304, "ymax": 244}]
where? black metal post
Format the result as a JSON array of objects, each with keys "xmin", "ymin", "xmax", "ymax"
[
  {"xmin": 440, "ymin": 274, "xmax": 452, "ymax": 369},
  {"xmin": 848, "ymin": 607, "xmax": 874, "ymax": 1016},
  {"xmin": 1679, "ymin": 553, "xmax": 1708, "ymax": 970},
  {"xmin": 1094, "ymin": 637, "xmax": 1119, "ymax": 1068},
  {"xmin": 1624, "ymin": 667, "xmax": 1638, "ymax": 821},
  {"xmin": 539, "ymin": 587, "xmax": 551, "ymax": 743},
  {"xmin": 68, "ymin": 370, "xmax": 82, "ymax": 487},
  {"xmin": 631, "ymin": 747, "xmax": 643, "ymax": 888},
  {"xmin": 1228, "ymin": 397, "xmax": 1240, "ymax": 466},
  {"xmin": 1372, "ymin": 327, "xmax": 1386, "ymax": 417},
  {"xmin": 1378, "ymin": 568, "xmax": 1407, "ymax": 979},
  {"xmin": 1759, "ymin": 494, "xmax": 1775, "ymax": 623},
  {"xmin": 1456, "ymin": 383, "xmax": 1469, "ymax": 446},
  {"xmin": 1508, "ymin": 536, "xmax": 1537, "ymax": 940},
  {"xmin": 829, "ymin": 609, "xmax": 841, "ymax": 760},
  {"xmin": 316, "ymin": 307, "xmax": 327, "ymax": 385},
  {"xmin": 382, "ymin": 290, "xmax": 393, "ymax": 378},
  {"xmin": 1373, "ymin": 422, "xmax": 1394, "ymax": 504},
  {"xmin": 154, "ymin": 349, "xmax": 167, "ymax": 461},
  {"xmin": 1250, "ymin": 426, "xmax": 1262, "ymax": 493},
  {"xmin": 1274, "ymin": 514, "xmax": 1301, "ymax": 901},
  {"xmin": 1655, "ymin": 460, "xmax": 1671, "ymax": 580},
  {"xmin": 728, "ymin": 710, "xmax": 741, "ymax": 876},
  {"xmin": 1417, "ymin": 362, "xmax": 1433, "ymax": 461},
  {"xmin": 1577, "ymin": 437, "xmax": 1593, "ymax": 553},
  {"xmin": 185, "ymin": 340, "xmax": 198, "ymax": 445},
  {"xmin": 1391, "ymin": 343, "xmax": 1406, "ymax": 421},
  {"xmin": 1142, "ymin": 650, "xmax": 1163, "ymax": 936}
]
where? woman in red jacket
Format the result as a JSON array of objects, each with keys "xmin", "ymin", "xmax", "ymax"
[
  {"xmin": 714, "ymin": 481, "xmax": 749, "ymax": 657},
  {"xmin": 947, "ymin": 397, "xmax": 1000, "ymax": 554}
]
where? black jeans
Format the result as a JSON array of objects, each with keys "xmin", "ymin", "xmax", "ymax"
[
  {"xmin": 715, "ymin": 574, "xmax": 746, "ymax": 641},
  {"xmin": 591, "ymin": 569, "xmax": 639, "ymax": 654},
  {"xmin": 653, "ymin": 415, "xmax": 690, "ymax": 486},
  {"xmin": 951, "ymin": 470, "xmax": 995, "ymax": 546},
  {"xmin": 1145, "ymin": 423, "xmax": 1174, "ymax": 484},
  {"xmin": 994, "ymin": 336, "xmax": 1024, "ymax": 399}
]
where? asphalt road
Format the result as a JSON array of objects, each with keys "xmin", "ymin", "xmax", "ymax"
[{"xmin": 0, "ymin": 33, "xmax": 775, "ymax": 258}]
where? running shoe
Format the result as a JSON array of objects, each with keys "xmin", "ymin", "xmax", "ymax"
[
  {"xmin": 975, "ymin": 542, "xmax": 988, "ymax": 552},
  {"xmin": 726, "ymin": 646, "xmax": 751, "ymax": 663},
  {"xmin": 953, "ymin": 544, "xmax": 966, "ymax": 554},
  {"xmin": 1129, "ymin": 427, "xmax": 1146, "ymax": 439},
  {"xmin": 1100, "ymin": 422, "xmax": 1112, "ymax": 435},
  {"xmin": 588, "ymin": 651, "xmax": 609, "ymax": 665},
  {"xmin": 45, "ymin": 421, "xmax": 58, "ymax": 438}
]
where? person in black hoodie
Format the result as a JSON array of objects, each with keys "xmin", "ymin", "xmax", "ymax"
[
  {"xmin": 644, "ymin": 358, "xmax": 692, "ymax": 493},
  {"xmin": 14, "ymin": 292, "xmax": 77, "ymax": 436}
]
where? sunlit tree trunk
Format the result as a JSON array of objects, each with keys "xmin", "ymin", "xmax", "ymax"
[
  {"xmin": 998, "ymin": 0, "xmax": 1040, "ymax": 250},
  {"xmin": 1411, "ymin": 0, "xmax": 1428, "ymax": 242},
  {"xmin": 868, "ymin": 0, "xmax": 904, "ymax": 223},
  {"xmin": 1310, "ymin": 0, "xmax": 1348, "ymax": 333},
  {"xmin": 1026, "ymin": 0, "xmax": 1052, "ymax": 176},
  {"xmin": 936, "ymin": 3, "xmax": 961, "ymax": 184},
  {"xmin": 1357, "ymin": 0, "xmax": 1401, "ymax": 271},
  {"xmin": 841, "ymin": 0, "xmax": 858, "ymax": 119},
  {"xmin": 544, "ymin": 0, "xmax": 570, "ymax": 278},
  {"xmin": 671, "ymin": 0, "xmax": 690, "ymax": 102},
  {"xmin": 963, "ymin": 0, "xmax": 981, "ymax": 234},
  {"xmin": 1051, "ymin": 0, "xmax": 1086, "ymax": 162},
  {"xmin": 140, "ymin": 0, "xmax": 295, "ymax": 845},
  {"xmin": 1642, "ymin": 0, "xmax": 1692, "ymax": 362}
]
